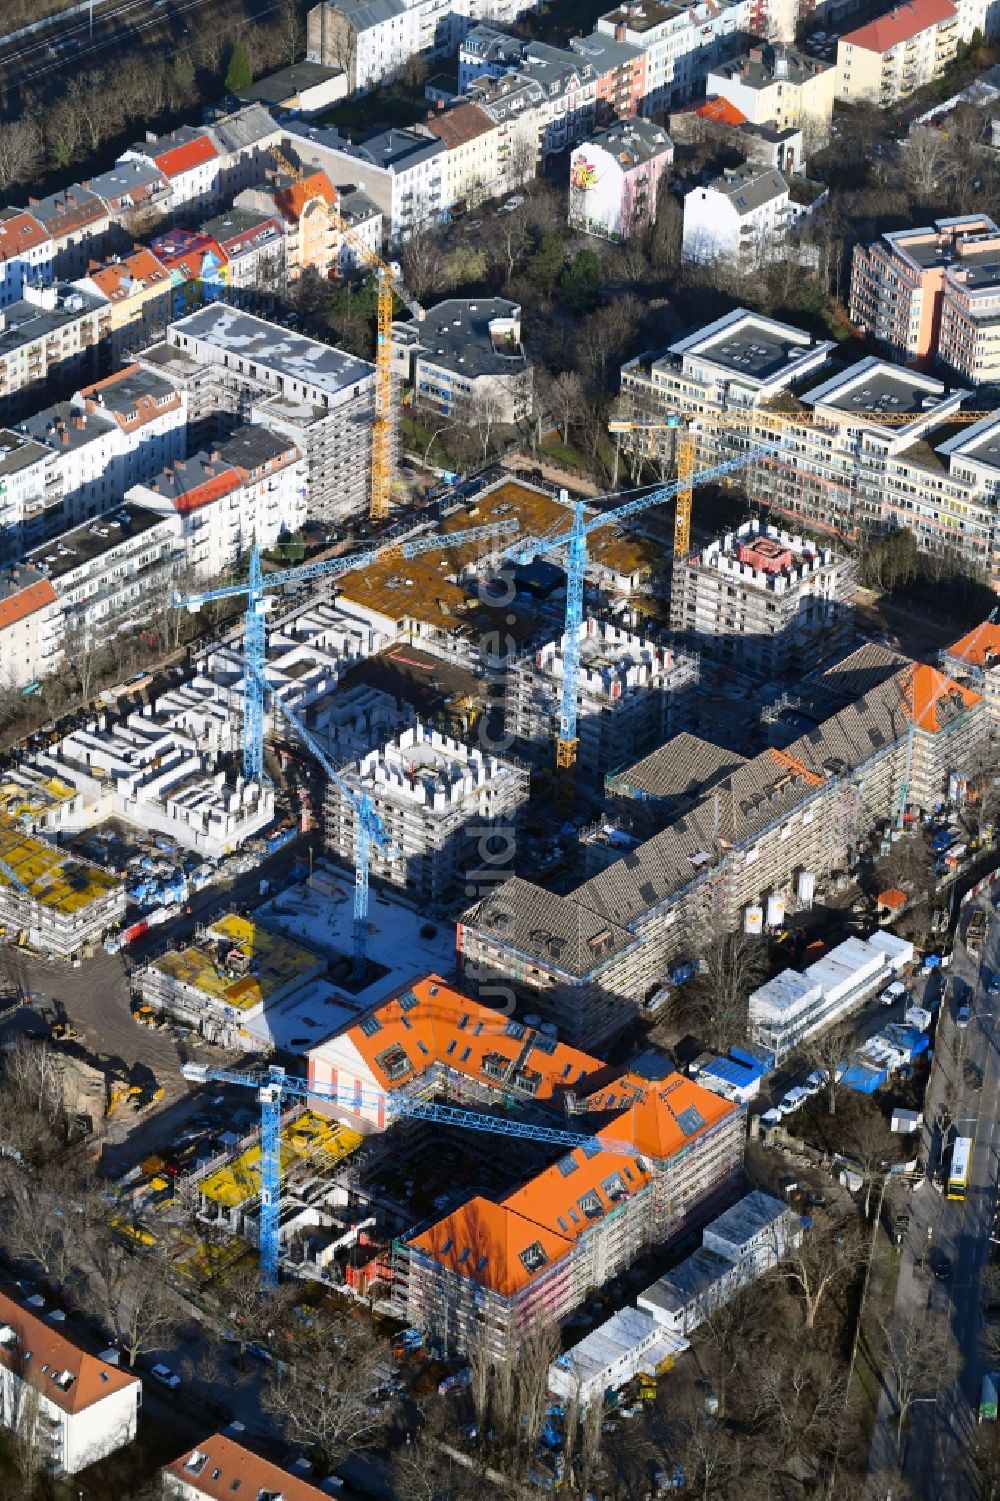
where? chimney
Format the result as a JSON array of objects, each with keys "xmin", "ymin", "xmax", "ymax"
[
  {"xmin": 61, "ymin": 429, "xmax": 70, "ymax": 445},
  {"xmin": 615, "ymin": 20, "xmax": 626, "ymax": 38},
  {"xmin": 201, "ymin": 459, "xmax": 213, "ymax": 473},
  {"xmin": 209, "ymin": 448, "xmax": 220, "ymax": 461},
  {"xmin": 436, "ymin": 97, "xmax": 445, "ymax": 110}
]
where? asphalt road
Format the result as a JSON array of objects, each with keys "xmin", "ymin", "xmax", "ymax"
[{"xmin": 866, "ymin": 899, "xmax": 1000, "ymax": 1499}]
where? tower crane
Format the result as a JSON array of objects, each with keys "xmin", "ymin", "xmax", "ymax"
[
  {"xmin": 180, "ymin": 1061, "xmax": 642, "ymax": 1287},
  {"xmin": 506, "ymin": 444, "xmax": 785, "ymax": 776},
  {"xmin": 609, "ymin": 408, "xmax": 998, "ymax": 558},
  {"xmin": 171, "ymin": 520, "xmax": 519, "ymax": 786},
  {"xmin": 269, "ymin": 146, "xmax": 422, "ymax": 522},
  {"xmin": 266, "ymin": 689, "xmax": 395, "ymax": 980}
]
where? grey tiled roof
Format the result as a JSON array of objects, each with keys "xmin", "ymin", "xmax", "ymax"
[{"xmin": 468, "ymin": 876, "xmax": 633, "ymax": 977}]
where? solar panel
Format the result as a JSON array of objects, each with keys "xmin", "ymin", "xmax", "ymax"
[{"xmin": 676, "ymin": 1104, "xmax": 705, "ymax": 1136}]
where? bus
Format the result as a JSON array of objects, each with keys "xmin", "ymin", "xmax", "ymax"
[{"xmin": 948, "ymin": 1136, "xmax": 973, "ymax": 1201}]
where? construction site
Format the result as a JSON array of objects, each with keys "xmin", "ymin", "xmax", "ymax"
[
  {"xmin": 0, "ymin": 823, "xmax": 124, "ymax": 957},
  {"xmin": 459, "ymin": 645, "xmax": 990, "ymax": 1049},
  {"xmin": 324, "ymin": 722, "xmax": 530, "ymax": 907}
]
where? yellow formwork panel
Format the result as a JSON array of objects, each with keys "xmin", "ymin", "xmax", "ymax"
[
  {"xmin": 0, "ymin": 774, "xmax": 76, "ymax": 824},
  {"xmin": 0, "ymin": 825, "xmax": 119, "ymax": 912},
  {"xmin": 152, "ymin": 912, "xmax": 319, "ymax": 1013},
  {"xmin": 199, "ymin": 1112, "xmax": 363, "ymax": 1208}
]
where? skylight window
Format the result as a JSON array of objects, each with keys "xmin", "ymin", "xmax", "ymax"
[
  {"xmin": 360, "ymin": 1015, "xmax": 382, "ymax": 1037},
  {"xmin": 518, "ymin": 1240, "xmax": 549, "ymax": 1274}
]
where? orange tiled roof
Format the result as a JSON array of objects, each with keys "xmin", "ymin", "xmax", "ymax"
[
  {"xmin": 502, "ymin": 1139, "xmax": 652, "ymax": 1242},
  {"xmin": 344, "ymin": 974, "xmax": 602, "ymax": 1101},
  {"xmin": 694, "ymin": 95, "xmax": 748, "ymax": 126},
  {"xmin": 89, "ymin": 248, "xmax": 170, "ymax": 302},
  {"xmin": 154, "ymin": 133, "xmax": 219, "ymax": 178},
  {"xmin": 0, "ymin": 1290, "xmax": 138, "ymax": 1414},
  {"xmin": 770, "ymin": 746, "xmax": 825, "ymax": 788},
  {"xmin": 408, "ymin": 1196, "xmax": 574, "ymax": 1297},
  {"xmin": 594, "ymin": 1071, "xmax": 736, "ymax": 1161},
  {"xmin": 0, "ymin": 210, "xmax": 49, "ymax": 263},
  {"xmin": 274, "ymin": 169, "xmax": 337, "ymax": 222},
  {"xmin": 168, "ymin": 467, "xmax": 242, "ymax": 516},
  {"xmin": 843, "ymin": 0, "xmax": 956, "ymax": 51},
  {"xmin": 0, "ymin": 577, "xmax": 57, "ymax": 630},
  {"xmin": 900, "ymin": 662, "xmax": 980, "ymax": 732},
  {"xmin": 945, "ymin": 620, "xmax": 1000, "ymax": 669},
  {"xmin": 164, "ymin": 1433, "xmax": 329, "ymax": 1500},
  {"xmin": 878, "ymin": 888, "xmax": 908, "ymax": 910}
]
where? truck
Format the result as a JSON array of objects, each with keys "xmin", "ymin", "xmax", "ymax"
[
  {"xmin": 967, "ymin": 909, "xmax": 988, "ymax": 959},
  {"xmin": 981, "ymin": 1371, "xmax": 998, "ymax": 1423}
]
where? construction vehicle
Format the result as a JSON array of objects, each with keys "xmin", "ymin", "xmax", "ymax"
[
  {"xmin": 609, "ymin": 407, "xmax": 999, "ymax": 559},
  {"xmin": 967, "ymin": 909, "xmax": 987, "ymax": 959},
  {"xmin": 269, "ymin": 145, "xmax": 422, "ymax": 522},
  {"xmin": 181, "ymin": 1061, "xmax": 644, "ymax": 1287}
]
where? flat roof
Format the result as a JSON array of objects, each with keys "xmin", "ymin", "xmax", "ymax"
[
  {"xmin": 149, "ymin": 913, "xmax": 320, "ymax": 1013},
  {"xmin": 804, "ymin": 358, "xmax": 960, "ymax": 417},
  {"xmin": 639, "ymin": 1246, "xmax": 735, "ymax": 1313},
  {"xmin": 708, "ymin": 1189, "xmax": 789, "ymax": 1244},
  {"xmin": 79, "ymin": 364, "xmax": 180, "ymax": 421},
  {"xmin": 0, "ymin": 430, "xmax": 49, "ymax": 474},
  {"xmin": 398, "ymin": 297, "xmax": 526, "ymax": 381},
  {"xmin": 0, "ymin": 825, "xmax": 119, "ymax": 913},
  {"xmin": 169, "ymin": 304, "xmax": 374, "ymax": 396},
  {"xmin": 26, "ymin": 504, "xmax": 167, "ymax": 582},
  {"xmin": 671, "ymin": 308, "xmax": 827, "ymax": 383},
  {"xmin": 0, "ymin": 288, "xmax": 104, "ymax": 354},
  {"xmin": 233, "ymin": 60, "xmax": 345, "ymax": 105},
  {"xmin": 20, "ymin": 402, "xmax": 116, "ymax": 454}
]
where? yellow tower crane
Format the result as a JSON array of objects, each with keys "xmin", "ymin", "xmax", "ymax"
[
  {"xmin": 269, "ymin": 146, "xmax": 423, "ymax": 523},
  {"xmin": 609, "ymin": 407, "xmax": 999, "ymax": 558}
]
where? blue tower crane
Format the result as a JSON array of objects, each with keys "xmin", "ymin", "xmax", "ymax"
[
  {"xmin": 181, "ymin": 1062, "xmax": 642, "ymax": 1287},
  {"xmin": 265, "ymin": 690, "xmax": 395, "ymax": 980},
  {"xmin": 507, "ymin": 445, "xmax": 785, "ymax": 774},
  {"xmin": 172, "ymin": 521, "xmax": 519, "ymax": 785}
]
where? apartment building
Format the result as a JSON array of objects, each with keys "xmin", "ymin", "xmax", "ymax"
[
  {"xmin": 506, "ymin": 618, "xmax": 700, "ymax": 780},
  {"xmin": 235, "ymin": 167, "xmax": 337, "ymax": 284},
  {"xmin": 119, "ymin": 127, "xmax": 223, "ymax": 217},
  {"xmin": 572, "ymin": 29, "xmax": 648, "ymax": 125},
  {"xmin": 28, "ymin": 187, "xmax": 112, "ymax": 280},
  {"xmin": 616, "ymin": 307, "xmax": 1000, "ymax": 576},
  {"xmin": 139, "ymin": 304, "xmax": 375, "ymax": 524},
  {"xmin": 849, "ymin": 215, "xmax": 1000, "ymax": 368},
  {"xmin": 836, "ymin": 0, "xmax": 959, "ymax": 105},
  {"xmin": 706, "ymin": 43, "xmax": 836, "ymax": 142},
  {"xmin": 0, "ymin": 563, "xmax": 60, "ymax": 689},
  {"xmin": 0, "ymin": 431, "xmax": 51, "ymax": 559},
  {"xmin": 0, "ymin": 1292, "xmax": 140, "ymax": 1474},
  {"xmin": 85, "ymin": 157, "xmax": 172, "ymax": 228},
  {"xmin": 596, "ymin": 0, "xmax": 752, "ymax": 113},
  {"xmin": 0, "ymin": 823, "xmax": 124, "ymax": 956},
  {"xmin": 73, "ymin": 247, "xmax": 172, "ymax": 367},
  {"xmin": 282, "ymin": 121, "xmax": 446, "ymax": 244},
  {"xmin": 941, "ymin": 618, "xmax": 1000, "ymax": 725},
  {"xmin": 392, "ymin": 296, "xmax": 532, "ymax": 424},
  {"xmin": 128, "ymin": 427, "xmax": 307, "ymax": 577},
  {"xmin": 164, "ymin": 1434, "xmax": 332, "ymax": 1501},
  {"xmin": 670, "ymin": 518, "xmax": 857, "ymax": 676},
  {"xmin": 458, "ymin": 22, "xmax": 530, "ymax": 87},
  {"xmin": 0, "ymin": 285, "xmax": 108, "ymax": 420},
  {"xmin": 207, "ymin": 104, "xmax": 282, "ymax": 203},
  {"xmin": 307, "ymin": 0, "xmax": 420, "ymax": 94},
  {"xmin": 460, "ymin": 646, "xmax": 987, "ymax": 1047},
  {"xmin": 325, "ymin": 721, "xmax": 529, "ymax": 903},
  {"xmin": 0, "ymin": 210, "xmax": 53, "ymax": 308},
  {"xmin": 569, "ymin": 119, "xmax": 673, "ymax": 242},
  {"xmin": 464, "ymin": 72, "xmax": 546, "ymax": 190},
  {"xmin": 149, "ymin": 228, "xmax": 229, "ymax": 318},
  {"xmin": 304, "ymin": 973, "xmax": 742, "ymax": 1356},
  {"xmin": 199, "ymin": 208, "xmax": 286, "ymax": 292},
  {"xmin": 336, "ymin": 185, "xmax": 383, "ymax": 272},
  {"xmin": 421, "ymin": 101, "xmax": 499, "ymax": 211},
  {"xmin": 681, "ymin": 164, "xmax": 801, "ymax": 268},
  {"xmin": 26, "ymin": 501, "xmax": 180, "ymax": 648}
]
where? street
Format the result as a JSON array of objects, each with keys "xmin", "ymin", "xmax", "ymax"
[{"xmin": 867, "ymin": 898, "xmax": 1000, "ymax": 1498}]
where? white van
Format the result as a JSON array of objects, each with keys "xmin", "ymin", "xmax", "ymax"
[{"xmin": 880, "ymin": 980, "xmax": 907, "ymax": 1005}]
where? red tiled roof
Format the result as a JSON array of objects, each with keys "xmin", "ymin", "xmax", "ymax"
[
  {"xmin": 0, "ymin": 578, "xmax": 57, "ymax": 630},
  {"xmin": 877, "ymin": 888, "xmax": 908, "ymax": 910},
  {"xmin": 89, "ymin": 248, "xmax": 170, "ymax": 302},
  {"xmin": 0, "ymin": 210, "xmax": 50, "ymax": 263},
  {"xmin": 168, "ymin": 467, "xmax": 242, "ymax": 516},
  {"xmin": 153, "ymin": 134, "xmax": 219, "ymax": 179},
  {"xmin": 0, "ymin": 1290, "xmax": 138, "ymax": 1413},
  {"xmin": 899, "ymin": 662, "xmax": 980, "ymax": 732},
  {"xmin": 424, "ymin": 102, "xmax": 495, "ymax": 150},
  {"xmin": 408, "ymin": 1197, "xmax": 574, "ymax": 1298},
  {"xmin": 274, "ymin": 169, "xmax": 337, "ymax": 222},
  {"xmin": 842, "ymin": 0, "xmax": 957, "ymax": 52},
  {"xmin": 164, "ymin": 1433, "xmax": 329, "ymax": 1500}
]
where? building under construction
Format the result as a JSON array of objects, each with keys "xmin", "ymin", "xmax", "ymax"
[
  {"xmin": 459, "ymin": 645, "xmax": 988, "ymax": 1049},
  {"xmin": 505, "ymin": 618, "xmax": 700, "ymax": 779},
  {"xmin": 302, "ymin": 974, "xmax": 744, "ymax": 1358},
  {"xmin": 0, "ymin": 824, "xmax": 124, "ymax": 957},
  {"xmin": 136, "ymin": 914, "xmax": 324, "ymax": 1048},
  {"xmin": 324, "ymin": 722, "xmax": 529, "ymax": 906},
  {"xmin": 670, "ymin": 519, "xmax": 856, "ymax": 679}
]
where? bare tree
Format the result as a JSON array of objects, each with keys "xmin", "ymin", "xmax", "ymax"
[
  {"xmin": 468, "ymin": 385, "xmax": 505, "ymax": 462},
  {"xmin": 279, "ymin": 0, "xmax": 304, "ymax": 64},
  {"xmin": 263, "ymin": 1311, "xmax": 390, "ymax": 1470},
  {"xmin": 783, "ymin": 1228, "xmax": 864, "ymax": 1331},
  {"xmin": 542, "ymin": 369, "xmax": 584, "ymax": 447},
  {"xmin": 801, "ymin": 1021, "xmax": 857, "ymax": 1117},
  {"xmin": 400, "ymin": 226, "xmax": 448, "ymax": 302},
  {"xmin": 492, "ymin": 203, "xmax": 532, "ymax": 287},
  {"xmin": 516, "ymin": 1319, "xmax": 560, "ymax": 1462},
  {"xmin": 690, "ymin": 926, "xmax": 769, "ymax": 1052},
  {"xmin": 874, "ymin": 1308, "xmax": 953, "ymax": 1457},
  {"xmin": 4, "ymin": 1327, "xmax": 45, "ymax": 1499},
  {"xmin": 223, "ymin": 1260, "xmax": 297, "ymax": 1360},
  {"xmin": 696, "ymin": 1279, "xmax": 770, "ymax": 1418},
  {"xmin": 0, "ymin": 117, "xmax": 43, "ymax": 192},
  {"xmin": 846, "ymin": 1105, "xmax": 895, "ymax": 1219},
  {"xmin": 752, "ymin": 1344, "xmax": 846, "ymax": 1468},
  {"xmin": 901, "ymin": 127, "xmax": 952, "ymax": 205}
]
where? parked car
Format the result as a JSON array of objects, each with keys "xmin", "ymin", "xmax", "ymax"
[
  {"xmin": 930, "ymin": 1250, "xmax": 952, "ymax": 1281},
  {"xmin": 880, "ymin": 981, "xmax": 907, "ymax": 1005},
  {"xmin": 957, "ymin": 1005, "xmax": 971, "ymax": 1030},
  {"xmin": 150, "ymin": 1363, "xmax": 181, "ymax": 1389}
]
